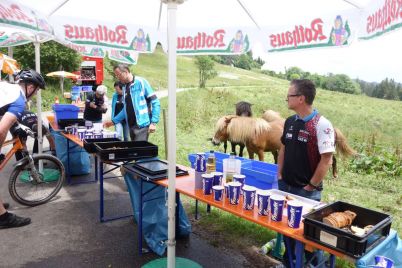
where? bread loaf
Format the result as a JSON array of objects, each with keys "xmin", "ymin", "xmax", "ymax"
[{"xmin": 323, "ymin": 210, "xmax": 357, "ymax": 228}]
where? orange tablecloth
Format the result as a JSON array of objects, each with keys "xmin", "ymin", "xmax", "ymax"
[{"xmin": 154, "ymin": 169, "xmax": 353, "ymax": 261}]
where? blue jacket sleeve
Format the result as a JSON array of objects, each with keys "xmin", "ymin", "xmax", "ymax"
[{"xmin": 143, "ymin": 79, "xmax": 160, "ymax": 124}]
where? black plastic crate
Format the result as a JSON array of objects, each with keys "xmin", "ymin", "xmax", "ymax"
[
  {"xmin": 303, "ymin": 201, "xmax": 392, "ymax": 258},
  {"xmin": 94, "ymin": 141, "xmax": 158, "ymax": 161},
  {"xmin": 83, "ymin": 138, "xmax": 121, "ymax": 153},
  {"xmin": 58, "ymin": 118, "xmax": 85, "ymax": 129}
]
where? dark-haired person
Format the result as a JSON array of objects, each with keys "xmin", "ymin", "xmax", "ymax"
[
  {"xmin": 0, "ymin": 69, "xmax": 46, "ymax": 229},
  {"xmin": 277, "ymin": 79, "xmax": 335, "ymax": 267},
  {"xmin": 104, "ymin": 64, "xmax": 160, "ymax": 141},
  {"xmin": 111, "ymin": 81, "xmax": 129, "ymax": 141}
]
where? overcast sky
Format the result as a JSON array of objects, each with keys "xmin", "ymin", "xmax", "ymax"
[{"xmin": 23, "ymin": 0, "xmax": 402, "ymax": 82}]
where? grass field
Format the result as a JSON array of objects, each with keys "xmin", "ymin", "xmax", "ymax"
[{"xmin": 42, "ymin": 49, "xmax": 401, "ymax": 267}]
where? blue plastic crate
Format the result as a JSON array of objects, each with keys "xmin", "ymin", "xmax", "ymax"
[
  {"xmin": 52, "ymin": 104, "xmax": 79, "ymax": 122},
  {"xmin": 81, "ymin": 85, "xmax": 93, "ymax": 92},
  {"xmin": 71, "ymin": 86, "xmax": 82, "ymax": 93},
  {"xmin": 187, "ymin": 152, "xmax": 277, "ymax": 190},
  {"xmin": 242, "ymin": 160, "xmax": 278, "ymax": 189},
  {"xmin": 188, "ymin": 151, "xmax": 249, "ymax": 172}
]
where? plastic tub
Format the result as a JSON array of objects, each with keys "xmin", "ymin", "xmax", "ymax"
[{"xmin": 52, "ymin": 104, "xmax": 79, "ymax": 122}]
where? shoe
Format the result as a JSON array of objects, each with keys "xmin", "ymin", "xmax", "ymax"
[
  {"xmin": 3, "ymin": 203, "xmax": 10, "ymax": 209},
  {"xmin": 0, "ymin": 213, "xmax": 31, "ymax": 229}
]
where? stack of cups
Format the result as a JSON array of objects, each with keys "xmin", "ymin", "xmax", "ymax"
[
  {"xmin": 233, "ymin": 174, "xmax": 246, "ymax": 193},
  {"xmin": 287, "ymin": 200, "xmax": 303, "ymax": 228},
  {"xmin": 212, "ymin": 171, "xmax": 223, "ymax": 186},
  {"xmin": 195, "ymin": 153, "xmax": 206, "ymax": 172},
  {"xmin": 228, "ymin": 181, "xmax": 242, "ymax": 205},
  {"xmin": 202, "ymin": 174, "xmax": 214, "ymax": 195},
  {"xmin": 270, "ymin": 195, "xmax": 285, "ymax": 222},
  {"xmin": 257, "ymin": 190, "xmax": 270, "ymax": 216},
  {"xmin": 242, "ymin": 185, "xmax": 256, "ymax": 210}
]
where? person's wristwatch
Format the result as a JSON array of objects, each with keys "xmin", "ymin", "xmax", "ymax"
[{"xmin": 308, "ymin": 181, "xmax": 323, "ymax": 191}]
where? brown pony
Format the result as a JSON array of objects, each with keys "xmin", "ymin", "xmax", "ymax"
[
  {"xmin": 217, "ymin": 101, "xmax": 253, "ymax": 157},
  {"xmin": 212, "ymin": 115, "xmax": 281, "ymax": 162},
  {"xmin": 261, "ymin": 110, "xmax": 355, "ymax": 177}
]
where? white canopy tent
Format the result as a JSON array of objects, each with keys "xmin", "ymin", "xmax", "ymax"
[
  {"xmin": 14, "ymin": 0, "xmax": 402, "ymax": 267},
  {"xmin": 0, "ymin": 0, "xmax": 54, "ymax": 157}
]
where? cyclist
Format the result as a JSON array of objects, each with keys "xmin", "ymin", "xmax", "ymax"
[{"xmin": 0, "ymin": 69, "xmax": 46, "ymax": 229}]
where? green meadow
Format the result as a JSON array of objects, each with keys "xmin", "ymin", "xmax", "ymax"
[{"xmin": 43, "ymin": 47, "xmax": 401, "ymax": 267}]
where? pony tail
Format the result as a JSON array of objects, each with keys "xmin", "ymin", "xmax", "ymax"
[{"xmin": 335, "ymin": 128, "xmax": 356, "ymax": 157}]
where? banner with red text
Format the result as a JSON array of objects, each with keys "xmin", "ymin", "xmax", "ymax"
[
  {"xmin": 261, "ymin": 11, "xmax": 358, "ymax": 53},
  {"xmin": 50, "ymin": 16, "xmax": 158, "ymax": 54},
  {"xmin": 0, "ymin": 30, "xmax": 31, "ymax": 47},
  {"xmin": 0, "ymin": 0, "xmax": 53, "ymax": 36},
  {"xmin": 159, "ymin": 28, "xmax": 252, "ymax": 55},
  {"xmin": 358, "ymin": 0, "xmax": 402, "ymax": 40}
]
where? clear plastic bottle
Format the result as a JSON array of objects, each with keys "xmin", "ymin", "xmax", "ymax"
[
  {"xmin": 206, "ymin": 150, "xmax": 216, "ymax": 174},
  {"xmin": 225, "ymin": 153, "xmax": 237, "ymax": 183},
  {"xmin": 258, "ymin": 239, "xmax": 276, "ymax": 255}
]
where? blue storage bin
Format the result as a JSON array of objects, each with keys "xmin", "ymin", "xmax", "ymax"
[
  {"xmin": 242, "ymin": 160, "xmax": 278, "ymax": 190},
  {"xmin": 52, "ymin": 104, "xmax": 79, "ymax": 122},
  {"xmin": 81, "ymin": 85, "xmax": 93, "ymax": 92},
  {"xmin": 71, "ymin": 86, "xmax": 81, "ymax": 93},
  {"xmin": 187, "ymin": 152, "xmax": 277, "ymax": 190},
  {"xmin": 188, "ymin": 151, "xmax": 250, "ymax": 171}
]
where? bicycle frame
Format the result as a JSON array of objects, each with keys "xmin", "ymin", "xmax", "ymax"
[{"xmin": 0, "ymin": 137, "xmax": 25, "ymax": 171}]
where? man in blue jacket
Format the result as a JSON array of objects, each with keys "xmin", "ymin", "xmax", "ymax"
[{"xmin": 104, "ymin": 64, "xmax": 160, "ymax": 141}]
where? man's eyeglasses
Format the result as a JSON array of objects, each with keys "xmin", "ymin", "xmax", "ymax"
[{"xmin": 287, "ymin": 94, "xmax": 301, "ymax": 98}]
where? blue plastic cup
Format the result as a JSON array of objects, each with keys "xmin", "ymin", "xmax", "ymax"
[
  {"xmin": 195, "ymin": 153, "xmax": 206, "ymax": 172},
  {"xmin": 242, "ymin": 185, "xmax": 256, "ymax": 210},
  {"xmin": 224, "ymin": 183, "xmax": 229, "ymax": 198},
  {"xmin": 212, "ymin": 185, "xmax": 224, "ymax": 201},
  {"xmin": 287, "ymin": 200, "xmax": 303, "ymax": 228},
  {"xmin": 228, "ymin": 182, "xmax": 242, "ymax": 205},
  {"xmin": 212, "ymin": 171, "xmax": 223, "ymax": 186},
  {"xmin": 270, "ymin": 194, "xmax": 285, "ymax": 222},
  {"xmin": 374, "ymin": 256, "xmax": 394, "ymax": 268},
  {"xmin": 233, "ymin": 174, "xmax": 246, "ymax": 193},
  {"xmin": 202, "ymin": 174, "xmax": 214, "ymax": 195},
  {"xmin": 257, "ymin": 190, "xmax": 270, "ymax": 216}
]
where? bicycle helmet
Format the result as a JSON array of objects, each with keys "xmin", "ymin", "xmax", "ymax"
[{"xmin": 16, "ymin": 69, "xmax": 46, "ymax": 89}]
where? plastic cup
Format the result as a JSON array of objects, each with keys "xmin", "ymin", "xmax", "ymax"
[
  {"xmin": 202, "ymin": 174, "xmax": 214, "ymax": 195},
  {"xmin": 212, "ymin": 171, "xmax": 223, "ymax": 186},
  {"xmin": 212, "ymin": 185, "xmax": 224, "ymax": 201},
  {"xmin": 374, "ymin": 256, "xmax": 394, "ymax": 268},
  {"xmin": 224, "ymin": 183, "xmax": 229, "ymax": 198},
  {"xmin": 242, "ymin": 185, "xmax": 256, "ymax": 210},
  {"xmin": 77, "ymin": 129, "xmax": 86, "ymax": 140},
  {"xmin": 257, "ymin": 190, "xmax": 270, "ymax": 216},
  {"xmin": 287, "ymin": 200, "xmax": 303, "ymax": 228},
  {"xmin": 270, "ymin": 194, "xmax": 285, "ymax": 222},
  {"xmin": 228, "ymin": 181, "xmax": 242, "ymax": 205},
  {"xmin": 233, "ymin": 174, "xmax": 246, "ymax": 194},
  {"xmin": 195, "ymin": 153, "xmax": 206, "ymax": 172}
]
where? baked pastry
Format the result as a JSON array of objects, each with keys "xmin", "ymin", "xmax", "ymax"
[{"xmin": 323, "ymin": 210, "xmax": 357, "ymax": 228}]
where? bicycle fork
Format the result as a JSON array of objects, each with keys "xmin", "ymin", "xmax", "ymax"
[{"xmin": 26, "ymin": 155, "xmax": 43, "ymax": 184}]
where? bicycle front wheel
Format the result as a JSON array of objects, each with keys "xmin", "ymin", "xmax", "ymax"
[{"xmin": 9, "ymin": 154, "xmax": 65, "ymax": 206}]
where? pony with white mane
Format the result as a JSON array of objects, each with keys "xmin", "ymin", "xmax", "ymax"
[{"xmin": 212, "ymin": 115, "xmax": 282, "ymax": 162}]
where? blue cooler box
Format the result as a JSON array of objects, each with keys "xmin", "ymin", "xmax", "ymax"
[
  {"xmin": 52, "ymin": 104, "xmax": 79, "ymax": 122},
  {"xmin": 188, "ymin": 152, "xmax": 277, "ymax": 190}
]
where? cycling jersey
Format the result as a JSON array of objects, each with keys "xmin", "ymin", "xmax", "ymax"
[{"xmin": 0, "ymin": 82, "xmax": 26, "ymax": 118}]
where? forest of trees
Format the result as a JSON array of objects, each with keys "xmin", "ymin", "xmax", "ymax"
[{"xmin": 261, "ymin": 66, "xmax": 401, "ymax": 101}]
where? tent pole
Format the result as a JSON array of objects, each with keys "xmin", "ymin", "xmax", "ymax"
[
  {"xmin": 34, "ymin": 42, "xmax": 43, "ymax": 159},
  {"xmin": 7, "ymin": 47, "xmax": 14, "ymax": 82},
  {"xmin": 167, "ymin": 2, "xmax": 178, "ymax": 268}
]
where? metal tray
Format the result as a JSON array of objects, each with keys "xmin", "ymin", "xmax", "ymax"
[{"xmin": 94, "ymin": 141, "xmax": 158, "ymax": 162}]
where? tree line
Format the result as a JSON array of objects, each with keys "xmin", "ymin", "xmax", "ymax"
[{"xmin": 262, "ymin": 66, "xmax": 402, "ymax": 101}]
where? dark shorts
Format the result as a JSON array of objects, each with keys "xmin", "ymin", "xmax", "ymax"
[{"xmin": 129, "ymin": 126, "xmax": 149, "ymax": 141}]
